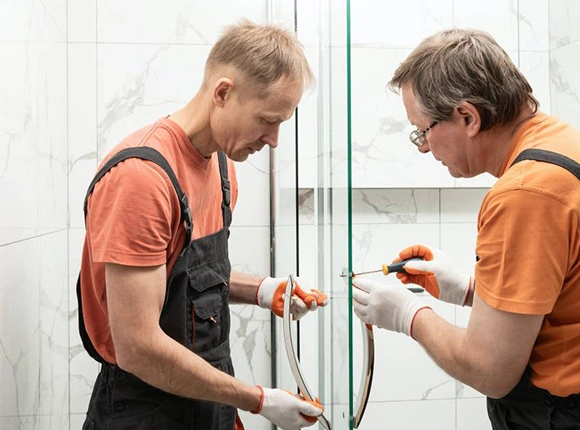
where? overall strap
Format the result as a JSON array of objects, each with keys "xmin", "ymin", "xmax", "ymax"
[
  {"xmin": 510, "ymin": 149, "xmax": 580, "ymax": 180},
  {"xmin": 83, "ymin": 146, "xmax": 193, "ymax": 245},
  {"xmin": 217, "ymin": 151, "xmax": 232, "ymax": 228}
]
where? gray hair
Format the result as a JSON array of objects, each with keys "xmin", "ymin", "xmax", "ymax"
[{"xmin": 388, "ymin": 28, "xmax": 538, "ymax": 131}]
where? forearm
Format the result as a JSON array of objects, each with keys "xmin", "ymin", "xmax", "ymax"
[
  {"xmin": 229, "ymin": 270, "xmax": 263, "ymax": 304},
  {"xmin": 116, "ymin": 327, "xmax": 261, "ymax": 411},
  {"xmin": 411, "ymin": 309, "xmax": 498, "ymax": 396}
]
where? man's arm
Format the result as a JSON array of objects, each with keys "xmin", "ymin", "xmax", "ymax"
[
  {"xmin": 106, "ymin": 263, "xmax": 261, "ymax": 411},
  {"xmin": 229, "ymin": 270, "xmax": 262, "ymax": 304},
  {"xmin": 412, "ymin": 293, "xmax": 544, "ymax": 398}
]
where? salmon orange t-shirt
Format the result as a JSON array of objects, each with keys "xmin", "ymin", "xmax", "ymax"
[
  {"xmin": 80, "ymin": 118, "xmax": 238, "ymax": 364},
  {"xmin": 476, "ymin": 113, "xmax": 580, "ymax": 396}
]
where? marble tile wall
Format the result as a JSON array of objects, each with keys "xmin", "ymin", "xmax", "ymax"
[
  {"xmin": 0, "ymin": 0, "xmax": 69, "ymax": 428},
  {"xmin": 0, "ymin": 0, "xmax": 568, "ymax": 429}
]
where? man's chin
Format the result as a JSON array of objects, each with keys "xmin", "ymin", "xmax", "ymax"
[{"xmin": 229, "ymin": 152, "xmax": 250, "ymax": 162}]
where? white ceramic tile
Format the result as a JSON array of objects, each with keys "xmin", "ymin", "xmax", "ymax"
[
  {"xmin": 440, "ymin": 189, "xmax": 487, "ymax": 223},
  {"xmin": 350, "ymin": 47, "xmax": 454, "ymax": 188},
  {"xmin": 550, "ymin": 0, "xmax": 580, "ymax": 50},
  {"xmin": 39, "ymin": 232, "xmax": 69, "ymax": 417},
  {"xmin": 0, "ymin": 416, "xmax": 35, "ymax": 429},
  {"xmin": 228, "ymin": 226, "xmax": 272, "ymax": 418},
  {"xmin": 440, "ymin": 223, "xmax": 478, "ymax": 276},
  {"xmin": 69, "ymin": 43, "xmax": 98, "ymax": 229},
  {"xmin": 98, "ymin": 0, "xmax": 268, "ymax": 44},
  {"xmin": 0, "ymin": 239, "xmax": 40, "ymax": 417},
  {"xmin": 68, "ymin": 229, "xmax": 100, "ymax": 415},
  {"xmin": 520, "ymin": 51, "xmax": 551, "ymax": 115},
  {"xmin": 351, "ymin": 223, "xmax": 441, "ymax": 290},
  {"xmin": 457, "ymin": 397, "xmax": 493, "ymax": 430},
  {"xmin": 357, "ymin": 297, "xmax": 456, "ymax": 402},
  {"xmin": 97, "ymin": 44, "xmax": 210, "ymax": 160},
  {"xmin": 70, "ymin": 414, "xmax": 87, "ymax": 429},
  {"xmin": 231, "ymin": 149, "xmax": 270, "ymax": 228},
  {"xmin": 296, "ymin": 47, "xmax": 319, "ymax": 190},
  {"xmin": 350, "ymin": 0, "xmax": 453, "ymax": 48},
  {"xmin": 519, "ymin": 0, "xmax": 549, "ymax": 51},
  {"xmin": 0, "ymin": 41, "xmax": 67, "ymax": 245},
  {"xmin": 356, "ymin": 399, "xmax": 455, "ymax": 430},
  {"xmin": 0, "ymin": 0, "xmax": 65, "ymax": 42},
  {"xmin": 68, "ymin": 0, "xmax": 96, "ymax": 42},
  {"xmin": 0, "ymin": 232, "xmax": 67, "ymax": 418},
  {"xmin": 294, "ymin": 0, "xmax": 349, "ymax": 48},
  {"xmin": 454, "ymin": 0, "xmax": 519, "ymax": 52},
  {"xmin": 550, "ymin": 40, "xmax": 580, "ymax": 129},
  {"xmin": 352, "ymin": 189, "xmax": 440, "ymax": 224}
]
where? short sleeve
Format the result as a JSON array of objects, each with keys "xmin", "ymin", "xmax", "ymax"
[
  {"xmin": 475, "ymin": 189, "xmax": 571, "ymax": 314},
  {"xmin": 86, "ymin": 158, "xmax": 177, "ymax": 267}
]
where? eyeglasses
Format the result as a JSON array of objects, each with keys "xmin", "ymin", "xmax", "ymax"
[{"xmin": 409, "ymin": 121, "xmax": 438, "ymax": 147}]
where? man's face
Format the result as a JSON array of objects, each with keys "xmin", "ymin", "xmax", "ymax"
[
  {"xmin": 212, "ymin": 76, "xmax": 304, "ymax": 162},
  {"xmin": 402, "ymin": 85, "xmax": 473, "ymax": 178}
]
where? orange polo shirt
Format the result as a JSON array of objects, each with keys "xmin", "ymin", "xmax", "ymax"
[
  {"xmin": 79, "ymin": 118, "xmax": 238, "ymax": 364},
  {"xmin": 476, "ymin": 113, "xmax": 580, "ymax": 396}
]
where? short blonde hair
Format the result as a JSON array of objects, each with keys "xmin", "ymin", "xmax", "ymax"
[
  {"xmin": 205, "ymin": 20, "xmax": 314, "ymax": 96},
  {"xmin": 389, "ymin": 29, "xmax": 538, "ymax": 131}
]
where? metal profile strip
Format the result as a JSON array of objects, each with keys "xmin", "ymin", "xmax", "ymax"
[
  {"xmin": 354, "ymin": 322, "xmax": 374, "ymax": 428},
  {"xmin": 283, "ymin": 275, "xmax": 332, "ymax": 430}
]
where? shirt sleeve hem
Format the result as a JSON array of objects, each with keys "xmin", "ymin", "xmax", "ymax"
[
  {"xmin": 476, "ymin": 287, "xmax": 551, "ymax": 315},
  {"xmin": 92, "ymin": 249, "xmax": 167, "ymax": 267}
]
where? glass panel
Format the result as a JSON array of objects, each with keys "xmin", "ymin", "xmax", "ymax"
[{"xmin": 271, "ymin": 0, "xmax": 353, "ymax": 428}]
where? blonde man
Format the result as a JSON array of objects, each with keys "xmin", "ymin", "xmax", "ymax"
[
  {"xmin": 78, "ymin": 20, "xmax": 327, "ymax": 430},
  {"xmin": 352, "ymin": 29, "xmax": 580, "ymax": 429}
]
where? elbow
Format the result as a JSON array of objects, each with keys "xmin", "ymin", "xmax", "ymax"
[
  {"xmin": 476, "ymin": 373, "xmax": 521, "ymax": 399},
  {"xmin": 484, "ymin": 384, "xmax": 516, "ymax": 399},
  {"xmin": 114, "ymin": 339, "xmax": 143, "ymax": 374}
]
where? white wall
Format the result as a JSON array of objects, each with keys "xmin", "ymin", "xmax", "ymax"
[{"xmin": 0, "ymin": 0, "xmax": 566, "ymax": 429}]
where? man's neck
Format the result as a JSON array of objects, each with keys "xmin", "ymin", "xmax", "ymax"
[
  {"xmin": 169, "ymin": 94, "xmax": 217, "ymax": 158},
  {"xmin": 482, "ymin": 106, "xmax": 538, "ymax": 177}
]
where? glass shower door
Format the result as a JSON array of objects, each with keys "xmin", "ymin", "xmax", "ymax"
[{"xmin": 271, "ymin": 0, "xmax": 355, "ymax": 428}]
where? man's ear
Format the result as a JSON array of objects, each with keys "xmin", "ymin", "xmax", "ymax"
[
  {"xmin": 456, "ymin": 102, "xmax": 481, "ymax": 137},
  {"xmin": 213, "ymin": 78, "xmax": 234, "ymax": 108}
]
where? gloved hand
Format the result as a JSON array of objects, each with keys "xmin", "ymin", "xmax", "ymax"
[
  {"xmin": 394, "ymin": 244, "xmax": 474, "ymax": 306},
  {"xmin": 256, "ymin": 276, "xmax": 329, "ymax": 320},
  {"xmin": 252, "ymin": 386, "xmax": 323, "ymax": 430},
  {"xmin": 352, "ymin": 277, "xmax": 431, "ymax": 338}
]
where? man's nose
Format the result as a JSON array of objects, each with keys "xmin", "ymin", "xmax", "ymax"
[
  {"xmin": 418, "ymin": 142, "xmax": 431, "ymax": 154},
  {"xmin": 264, "ymin": 126, "xmax": 280, "ymax": 149}
]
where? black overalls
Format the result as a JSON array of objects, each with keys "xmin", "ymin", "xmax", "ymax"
[
  {"xmin": 78, "ymin": 147, "xmax": 240, "ymax": 430},
  {"xmin": 488, "ymin": 369, "xmax": 580, "ymax": 429}
]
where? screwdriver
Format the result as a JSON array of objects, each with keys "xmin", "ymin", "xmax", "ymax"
[{"xmin": 342, "ymin": 257, "xmax": 424, "ymax": 277}]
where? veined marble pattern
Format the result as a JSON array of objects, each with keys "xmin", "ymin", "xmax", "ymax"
[
  {"xmin": 98, "ymin": 0, "xmax": 268, "ymax": 44},
  {"xmin": 519, "ymin": 0, "xmax": 549, "ymax": 51},
  {"xmin": 0, "ymin": 41, "xmax": 67, "ymax": 246},
  {"xmin": 550, "ymin": 0, "xmax": 580, "ymax": 50},
  {"xmin": 0, "ymin": 0, "xmax": 66, "ymax": 42},
  {"xmin": 550, "ymin": 40, "xmax": 580, "ymax": 129},
  {"xmin": 0, "ymin": 232, "xmax": 69, "ymax": 425},
  {"xmin": 68, "ymin": 43, "xmax": 98, "ymax": 230}
]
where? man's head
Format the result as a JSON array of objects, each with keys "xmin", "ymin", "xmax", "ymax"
[
  {"xmin": 203, "ymin": 20, "xmax": 314, "ymax": 161},
  {"xmin": 389, "ymin": 29, "xmax": 539, "ymax": 177}
]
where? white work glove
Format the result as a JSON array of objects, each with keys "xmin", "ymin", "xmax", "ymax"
[
  {"xmin": 256, "ymin": 276, "xmax": 329, "ymax": 320},
  {"xmin": 394, "ymin": 244, "xmax": 474, "ymax": 306},
  {"xmin": 252, "ymin": 386, "xmax": 323, "ymax": 430},
  {"xmin": 352, "ymin": 277, "xmax": 431, "ymax": 338}
]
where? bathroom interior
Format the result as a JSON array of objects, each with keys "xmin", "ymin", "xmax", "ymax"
[{"xmin": 1, "ymin": 0, "xmax": 579, "ymax": 429}]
